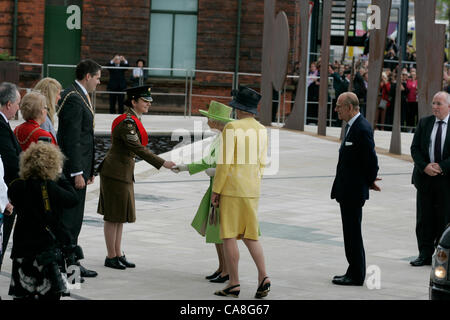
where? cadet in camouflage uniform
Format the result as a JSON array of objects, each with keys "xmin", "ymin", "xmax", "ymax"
[{"xmin": 97, "ymin": 85, "xmax": 175, "ymax": 270}]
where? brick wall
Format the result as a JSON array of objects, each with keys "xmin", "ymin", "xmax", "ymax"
[
  {"xmin": 16, "ymin": 0, "xmax": 45, "ymax": 63},
  {"xmin": 0, "ymin": 0, "xmax": 45, "ymax": 63},
  {"xmin": 0, "ymin": 1, "xmax": 14, "ymax": 54},
  {"xmin": 196, "ymin": 0, "xmax": 297, "ymax": 79},
  {"xmin": 0, "ymin": 0, "xmax": 300, "ymax": 115},
  {"xmin": 81, "ymin": 0, "xmax": 151, "ymax": 67}
]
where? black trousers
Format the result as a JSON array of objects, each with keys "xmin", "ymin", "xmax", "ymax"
[
  {"xmin": 416, "ymin": 177, "xmax": 450, "ymax": 259},
  {"xmin": 339, "ymin": 200, "xmax": 366, "ymax": 282},
  {"xmin": 109, "ymin": 93, "xmax": 124, "ymax": 114},
  {"xmin": 406, "ymin": 102, "xmax": 418, "ymax": 129},
  {"xmin": 0, "ymin": 210, "xmax": 16, "ymax": 268},
  {"xmin": 60, "ymin": 185, "xmax": 87, "ymax": 247}
]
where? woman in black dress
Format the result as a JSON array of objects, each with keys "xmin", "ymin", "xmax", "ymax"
[{"xmin": 7, "ymin": 142, "xmax": 78, "ymax": 300}]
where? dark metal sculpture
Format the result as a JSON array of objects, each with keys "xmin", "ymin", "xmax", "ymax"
[
  {"xmin": 366, "ymin": 0, "xmax": 392, "ymax": 128},
  {"xmin": 415, "ymin": 0, "xmax": 446, "ymax": 119},
  {"xmin": 341, "ymin": 0, "xmax": 354, "ymax": 64},
  {"xmin": 260, "ymin": 0, "xmax": 276, "ymax": 126},
  {"xmin": 260, "ymin": 2, "xmax": 290, "ymax": 126},
  {"xmin": 389, "ymin": 49, "xmax": 403, "ymax": 155},
  {"xmin": 284, "ymin": 0, "xmax": 311, "ymax": 131},
  {"xmin": 271, "ymin": 12, "xmax": 290, "ymax": 93},
  {"xmin": 318, "ymin": 0, "xmax": 332, "ymax": 136},
  {"xmin": 340, "ymin": 56, "xmax": 356, "ymax": 141}
]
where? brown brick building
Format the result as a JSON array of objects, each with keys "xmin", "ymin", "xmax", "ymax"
[{"xmin": 1, "ymin": 0, "xmax": 300, "ymax": 115}]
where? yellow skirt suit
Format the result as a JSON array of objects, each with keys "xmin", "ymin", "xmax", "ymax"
[{"xmin": 212, "ymin": 117, "xmax": 267, "ymax": 240}]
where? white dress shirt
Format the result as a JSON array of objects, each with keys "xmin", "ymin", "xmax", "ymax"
[
  {"xmin": 0, "ymin": 155, "xmax": 8, "ymax": 212},
  {"xmin": 133, "ymin": 68, "xmax": 143, "ymax": 78},
  {"xmin": 345, "ymin": 112, "xmax": 361, "ymax": 137},
  {"xmin": 0, "ymin": 111, "xmax": 9, "ymax": 124},
  {"xmin": 429, "ymin": 114, "xmax": 449, "ymax": 163}
]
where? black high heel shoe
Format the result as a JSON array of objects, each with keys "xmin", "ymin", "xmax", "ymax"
[
  {"xmin": 210, "ymin": 274, "xmax": 229, "ymax": 283},
  {"xmin": 205, "ymin": 270, "xmax": 221, "ymax": 280},
  {"xmin": 255, "ymin": 277, "xmax": 271, "ymax": 298},
  {"xmin": 214, "ymin": 284, "xmax": 240, "ymax": 298}
]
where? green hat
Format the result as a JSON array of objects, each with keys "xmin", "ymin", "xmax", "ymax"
[{"xmin": 199, "ymin": 100, "xmax": 234, "ymax": 123}]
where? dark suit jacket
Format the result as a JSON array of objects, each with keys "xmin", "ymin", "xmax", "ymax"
[
  {"xmin": 411, "ymin": 115, "xmax": 450, "ymax": 191},
  {"xmin": 107, "ymin": 61, "xmax": 129, "ymax": 91},
  {"xmin": 352, "ymin": 73, "xmax": 367, "ymax": 102},
  {"xmin": 331, "ymin": 115, "xmax": 379, "ymax": 203},
  {"xmin": 57, "ymin": 82, "xmax": 95, "ymax": 180},
  {"xmin": 0, "ymin": 115, "xmax": 21, "ymax": 185},
  {"xmin": 8, "ymin": 177, "xmax": 78, "ymax": 258}
]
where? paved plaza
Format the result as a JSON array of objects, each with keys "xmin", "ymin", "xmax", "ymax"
[{"xmin": 0, "ymin": 115, "xmax": 430, "ymax": 300}]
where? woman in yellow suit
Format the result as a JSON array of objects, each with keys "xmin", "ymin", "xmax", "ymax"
[
  {"xmin": 172, "ymin": 101, "xmax": 234, "ymax": 283},
  {"xmin": 211, "ymin": 86, "xmax": 270, "ymax": 299}
]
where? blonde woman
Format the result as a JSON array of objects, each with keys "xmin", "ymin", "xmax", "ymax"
[
  {"xmin": 34, "ymin": 77, "xmax": 62, "ymax": 140},
  {"xmin": 7, "ymin": 142, "xmax": 78, "ymax": 300}
]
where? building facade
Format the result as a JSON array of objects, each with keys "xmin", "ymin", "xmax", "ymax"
[{"xmin": 0, "ymin": 0, "xmax": 299, "ymax": 115}]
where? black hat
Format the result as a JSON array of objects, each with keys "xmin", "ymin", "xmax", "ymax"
[
  {"xmin": 229, "ymin": 86, "xmax": 261, "ymax": 114},
  {"xmin": 124, "ymin": 85, "xmax": 152, "ymax": 107}
]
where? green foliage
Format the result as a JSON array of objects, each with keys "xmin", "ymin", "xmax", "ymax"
[
  {"xmin": 437, "ymin": 0, "xmax": 450, "ymax": 20},
  {"xmin": 0, "ymin": 51, "xmax": 16, "ymax": 61}
]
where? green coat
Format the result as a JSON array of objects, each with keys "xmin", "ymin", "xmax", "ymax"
[{"xmin": 188, "ymin": 136, "xmax": 222, "ymax": 244}]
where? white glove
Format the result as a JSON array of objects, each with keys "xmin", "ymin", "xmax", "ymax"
[
  {"xmin": 205, "ymin": 168, "xmax": 216, "ymax": 177},
  {"xmin": 171, "ymin": 164, "xmax": 189, "ymax": 173}
]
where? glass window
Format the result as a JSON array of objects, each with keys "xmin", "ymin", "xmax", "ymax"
[
  {"xmin": 149, "ymin": 1, "xmax": 198, "ymax": 77},
  {"xmin": 173, "ymin": 15, "xmax": 197, "ymax": 76},
  {"xmin": 151, "ymin": 0, "xmax": 197, "ymax": 12},
  {"xmin": 149, "ymin": 14, "xmax": 173, "ymax": 77}
]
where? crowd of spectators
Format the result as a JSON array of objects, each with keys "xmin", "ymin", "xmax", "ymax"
[{"xmin": 302, "ymin": 38, "xmax": 426, "ymax": 132}]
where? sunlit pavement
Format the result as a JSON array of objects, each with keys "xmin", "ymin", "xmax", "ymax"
[{"xmin": 0, "ymin": 115, "xmax": 428, "ymax": 300}]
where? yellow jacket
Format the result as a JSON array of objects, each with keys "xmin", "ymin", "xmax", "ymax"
[{"xmin": 212, "ymin": 117, "xmax": 267, "ymax": 197}]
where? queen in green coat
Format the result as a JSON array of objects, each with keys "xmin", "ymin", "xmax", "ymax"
[{"xmin": 172, "ymin": 101, "xmax": 234, "ymax": 283}]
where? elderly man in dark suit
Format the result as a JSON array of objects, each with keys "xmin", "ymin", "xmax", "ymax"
[
  {"xmin": 0, "ymin": 82, "xmax": 21, "ymax": 269},
  {"xmin": 331, "ymin": 92, "xmax": 380, "ymax": 286},
  {"xmin": 410, "ymin": 91, "xmax": 450, "ymax": 266},
  {"xmin": 57, "ymin": 59, "xmax": 101, "ymax": 279},
  {"xmin": 106, "ymin": 54, "xmax": 129, "ymax": 114}
]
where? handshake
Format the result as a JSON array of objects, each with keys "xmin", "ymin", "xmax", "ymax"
[{"xmin": 170, "ymin": 163, "xmax": 216, "ymax": 177}]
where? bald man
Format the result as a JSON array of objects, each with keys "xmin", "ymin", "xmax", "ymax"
[
  {"xmin": 331, "ymin": 92, "xmax": 380, "ymax": 286},
  {"xmin": 410, "ymin": 91, "xmax": 450, "ymax": 266}
]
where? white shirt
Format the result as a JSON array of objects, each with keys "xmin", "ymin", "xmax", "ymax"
[
  {"xmin": 0, "ymin": 111, "xmax": 9, "ymax": 124},
  {"xmin": 133, "ymin": 68, "xmax": 143, "ymax": 78},
  {"xmin": 429, "ymin": 114, "xmax": 449, "ymax": 163},
  {"xmin": 75, "ymin": 80, "xmax": 88, "ymax": 96},
  {"xmin": 345, "ymin": 112, "xmax": 361, "ymax": 137},
  {"xmin": 110, "ymin": 60, "xmax": 128, "ymax": 67},
  {"xmin": 0, "ymin": 155, "xmax": 8, "ymax": 212}
]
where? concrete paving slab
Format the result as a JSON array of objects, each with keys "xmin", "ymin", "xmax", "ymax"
[{"xmin": 1, "ymin": 115, "xmax": 430, "ymax": 300}]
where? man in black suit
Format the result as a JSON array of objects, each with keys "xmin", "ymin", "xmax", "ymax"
[
  {"xmin": 57, "ymin": 59, "xmax": 101, "ymax": 279},
  {"xmin": 0, "ymin": 82, "xmax": 21, "ymax": 269},
  {"xmin": 331, "ymin": 92, "xmax": 380, "ymax": 286},
  {"xmin": 107, "ymin": 54, "xmax": 129, "ymax": 114},
  {"xmin": 410, "ymin": 91, "xmax": 450, "ymax": 266}
]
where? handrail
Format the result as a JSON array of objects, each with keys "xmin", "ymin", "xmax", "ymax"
[{"xmin": 18, "ymin": 63, "xmax": 420, "ymax": 130}]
